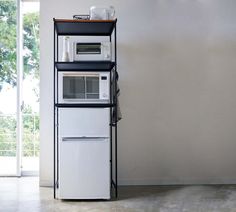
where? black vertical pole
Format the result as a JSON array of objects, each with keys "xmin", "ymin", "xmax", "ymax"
[
  {"xmin": 109, "ymin": 35, "xmax": 113, "ymax": 197},
  {"xmin": 114, "ymin": 22, "xmax": 118, "ymax": 198},
  {"xmin": 56, "ymin": 32, "xmax": 59, "ymax": 191},
  {"xmin": 53, "ymin": 20, "xmax": 56, "ymax": 199}
]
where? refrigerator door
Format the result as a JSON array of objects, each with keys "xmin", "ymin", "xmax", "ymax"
[
  {"xmin": 58, "ymin": 137, "xmax": 110, "ymax": 199},
  {"xmin": 58, "ymin": 108, "xmax": 110, "ymax": 137}
]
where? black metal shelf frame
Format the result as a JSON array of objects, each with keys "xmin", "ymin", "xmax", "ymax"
[
  {"xmin": 55, "ymin": 61, "xmax": 115, "ymax": 72},
  {"xmin": 54, "ymin": 18, "xmax": 117, "ymax": 36},
  {"xmin": 53, "ymin": 19, "xmax": 118, "ymax": 199},
  {"xmin": 55, "ymin": 103, "xmax": 115, "ymax": 108}
]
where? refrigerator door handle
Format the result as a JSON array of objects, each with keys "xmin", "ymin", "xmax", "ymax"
[{"xmin": 61, "ymin": 136, "xmax": 108, "ymax": 142}]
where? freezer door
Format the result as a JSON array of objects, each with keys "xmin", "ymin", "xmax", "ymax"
[
  {"xmin": 58, "ymin": 137, "xmax": 110, "ymax": 199},
  {"xmin": 58, "ymin": 108, "xmax": 110, "ymax": 137}
]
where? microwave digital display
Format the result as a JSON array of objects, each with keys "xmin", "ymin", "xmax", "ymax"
[
  {"xmin": 101, "ymin": 76, "xmax": 107, "ymax": 80},
  {"xmin": 76, "ymin": 43, "xmax": 101, "ymax": 55}
]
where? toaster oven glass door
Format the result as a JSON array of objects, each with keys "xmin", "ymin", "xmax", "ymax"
[
  {"xmin": 76, "ymin": 43, "xmax": 101, "ymax": 55},
  {"xmin": 63, "ymin": 75, "xmax": 99, "ymax": 100}
]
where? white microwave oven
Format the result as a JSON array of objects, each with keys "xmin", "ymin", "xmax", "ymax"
[
  {"xmin": 58, "ymin": 72, "xmax": 110, "ymax": 103},
  {"xmin": 73, "ymin": 42, "xmax": 111, "ymax": 61}
]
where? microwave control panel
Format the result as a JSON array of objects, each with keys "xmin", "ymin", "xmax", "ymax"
[{"xmin": 100, "ymin": 73, "xmax": 110, "ymax": 100}]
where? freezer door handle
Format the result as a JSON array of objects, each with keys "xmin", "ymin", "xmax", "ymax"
[{"xmin": 61, "ymin": 136, "xmax": 108, "ymax": 142}]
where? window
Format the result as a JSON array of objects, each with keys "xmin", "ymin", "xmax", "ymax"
[{"xmin": 0, "ymin": 0, "xmax": 39, "ymax": 176}]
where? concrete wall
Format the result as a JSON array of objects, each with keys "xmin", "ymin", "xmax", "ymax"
[{"xmin": 40, "ymin": 0, "xmax": 236, "ymax": 186}]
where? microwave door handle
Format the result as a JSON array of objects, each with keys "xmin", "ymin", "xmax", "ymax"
[{"xmin": 62, "ymin": 136, "xmax": 108, "ymax": 142}]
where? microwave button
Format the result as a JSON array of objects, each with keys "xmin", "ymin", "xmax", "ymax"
[
  {"xmin": 104, "ymin": 54, "xmax": 110, "ymax": 59},
  {"xmin": 103, "ymin": 93, "xmax": 108, "ymax": 98}
]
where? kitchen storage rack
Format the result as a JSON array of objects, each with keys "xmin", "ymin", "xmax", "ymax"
[{"xmin": 53, "ymin": 18, "xmax": 118, "ymax": 199}]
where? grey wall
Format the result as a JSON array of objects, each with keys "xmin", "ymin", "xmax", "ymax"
[{"xmin": 40, "ymin": 0, "xmax": 236, "ymax": 186}]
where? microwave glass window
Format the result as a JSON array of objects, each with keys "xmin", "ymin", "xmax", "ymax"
[
  {"xmin": 63, "ymin": 76, "xmax": 85, "ymax": 99},
  {"xmin": 76, "ymin": 43, "xmax": 101, "ymax": 55},
  {"xmin": 86, "ymin": 76, "xmax": 99, "ymax": 99},
  {"xmin": 63, "ymin": 75, "xmax": 99, "ymax": 100}
]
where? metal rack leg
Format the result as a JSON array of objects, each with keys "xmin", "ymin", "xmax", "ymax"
[
  {"xmin": 115, "ymin": 124, "xmax": 117, "ymax": 198},
  {"xmin": 114, "ymin": 23, "xmax": 118, "ymax": 198},
  {"xmin": 109, "ymin": 62, "xmax": 113, "ymax": 194},
  {"xmin": 53, "ymin": 21, "xmax": 56, "ymax": 199},
  {"xmin": 56, "ymin": 32, "xmax": 59, "ymax": 192}
]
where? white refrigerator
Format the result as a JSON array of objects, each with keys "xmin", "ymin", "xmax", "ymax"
[{"xmin": 57, "ymin": 108, "xmax": 110, "ymax": 199}]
